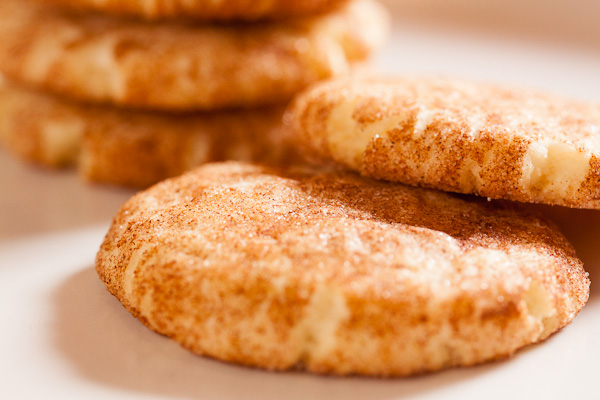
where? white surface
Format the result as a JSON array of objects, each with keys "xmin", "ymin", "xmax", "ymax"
[{"xmin": 1, "ymin": 1, "xmax": 600, "ymax": 398}]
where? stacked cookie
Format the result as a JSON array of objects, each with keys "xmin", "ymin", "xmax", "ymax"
[
  {"xmin": 289, "ymin": 76, "xmax": 600, "ymax": 209},
  {"xmin": 95, "ymin": 75, "xmax": 597, "ymax": 376},
  {"xmin": 0, "ymin": 0, "xmax": 389, "ymax": 187}
]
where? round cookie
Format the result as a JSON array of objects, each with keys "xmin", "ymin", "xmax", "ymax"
[
  {"xmin": 29, "ymin": 0, "xmax": 351, "ymax": 20},
  {"xmin": 0, "ymin": 82, "xmax": 298, "ymax": 188},
  {"xmin": 288, "ymin": 76, "xmax": 600, "ymax": 209},
  {"xmin": 96, "ymin": 161, "xmax": 589, "ymax": 376},
  {"xmin": 0, "ymin": 0, "xmax": 389, "ymax": 111}
]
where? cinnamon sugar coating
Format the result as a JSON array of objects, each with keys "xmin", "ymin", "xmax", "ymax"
[
  {"xmin": 0, "ymin": 81, "xmax": 298, "ymax": 187},
  {"xmin": 96, "ymin": 162, "xmax": 589, "ymax": 376},
  {"xmin": 29, "ymin": 0, "xmax": 350, "ymax": 20},
  {"xmin": 289, "ymin": 76, "xmax": 600, "ymax": 208},
  {"xmin": 0, "ymin": 0, "xmax": 389, "ymax": 111}
]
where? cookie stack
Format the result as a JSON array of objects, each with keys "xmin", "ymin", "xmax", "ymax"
[
  {"xmin": 96, "ymin": 75, "xmax": 596, "ymax": 376},
  {"xmin": 0, "ymin": 0, "xmax": 389, "ymax": 187}
]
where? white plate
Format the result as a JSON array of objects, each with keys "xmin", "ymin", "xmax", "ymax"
[{"xmin": 1, "ymin": 1, "xmax": 600, "ymax": 398}]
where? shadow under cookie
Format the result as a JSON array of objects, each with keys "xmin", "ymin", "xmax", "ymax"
[{"xmin": 51, "ymin": 267, "xmax": 502, "ymax": 399}]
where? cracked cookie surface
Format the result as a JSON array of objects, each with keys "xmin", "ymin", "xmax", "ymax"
[
  {"xmin": 96, "ymin": 161, "xmax": 589, "ymax": 376},
  {"xmin": 288, "ymin": 76, "xmax": 600, "ymax": 208}
]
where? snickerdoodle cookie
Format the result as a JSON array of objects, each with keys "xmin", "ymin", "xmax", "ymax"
[
  {"xmin": 0, "ymin": 0, "xmax": 389, "ymax": 111},
  {"xmin": 28, "ymin": 0, "xmax": 350, "ymax": 20},
  {"xmin": 96, "ymin": 161, "xmax": 589, "ymax": 376},
  {"xmin": 0, "ymin": 82, "xmax": 296, "ymax": 187},
  {"xmin": 288, "ymin": 76, "xmax": 600, "ymax": 208}
]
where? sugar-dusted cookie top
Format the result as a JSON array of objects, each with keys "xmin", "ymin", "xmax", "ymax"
[
  {"xmin": 288, "ymin": 76, "xmax": 600, "ymax": 208},
  {"xmin": 96, "ymin": 161, "xmax": 589, "ymax": 376}
]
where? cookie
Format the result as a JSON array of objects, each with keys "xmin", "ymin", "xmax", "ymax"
[
  {"xmin": 288, "ymin": 76, "xmax": 600, "ymax": 209},
  {"xmin": 0, "ymin": 0, "xmax": 389, "ymax": 111},
  {"xmin": 96, "ymin": 161, "xmax": 589, "ymax": 376},
  {"xmin": 0, "ymin": 82, "xmax": 297, "ymax": 187},
  {"xmin": 29, "ymin": 0, "xmax": 350, "ymax": 20}
]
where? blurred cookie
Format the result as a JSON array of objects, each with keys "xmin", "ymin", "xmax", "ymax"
[
  {"xmin": 288, "ymin": 76, "xmax": 600, "ymax": 208},
  {"xmin": 0, "ymin": 0, "xmax": 389, "ymax": 111},
  {"xmin": 29, "ymin": 0, "xmax": 350, "ymax": 20},
  {"xmin": 96, "ymin": 161, "xmax": 589, "ymax": 376},
  {"xmin": 0, "ymin": 82, "xmax": 297, "ymax": 187}
]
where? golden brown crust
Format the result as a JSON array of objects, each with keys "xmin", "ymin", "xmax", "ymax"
[
  {"xmin": 288, "ymin": 76, "xmax": 600, "ymax": 209},
  {"xmin": 29, "ymin": 0, "xmax": 351, "ymax": 20},
  {"xmin": 0, "ymin": 0, "xmax": 389, "ymax": 111},
  {"xmin": 0, "ymin": 82, "xmax": 300, "ymax": 187},
  {"xmin": 96, "ymin": 161, "xmax": 589, "ymax": 376}
]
